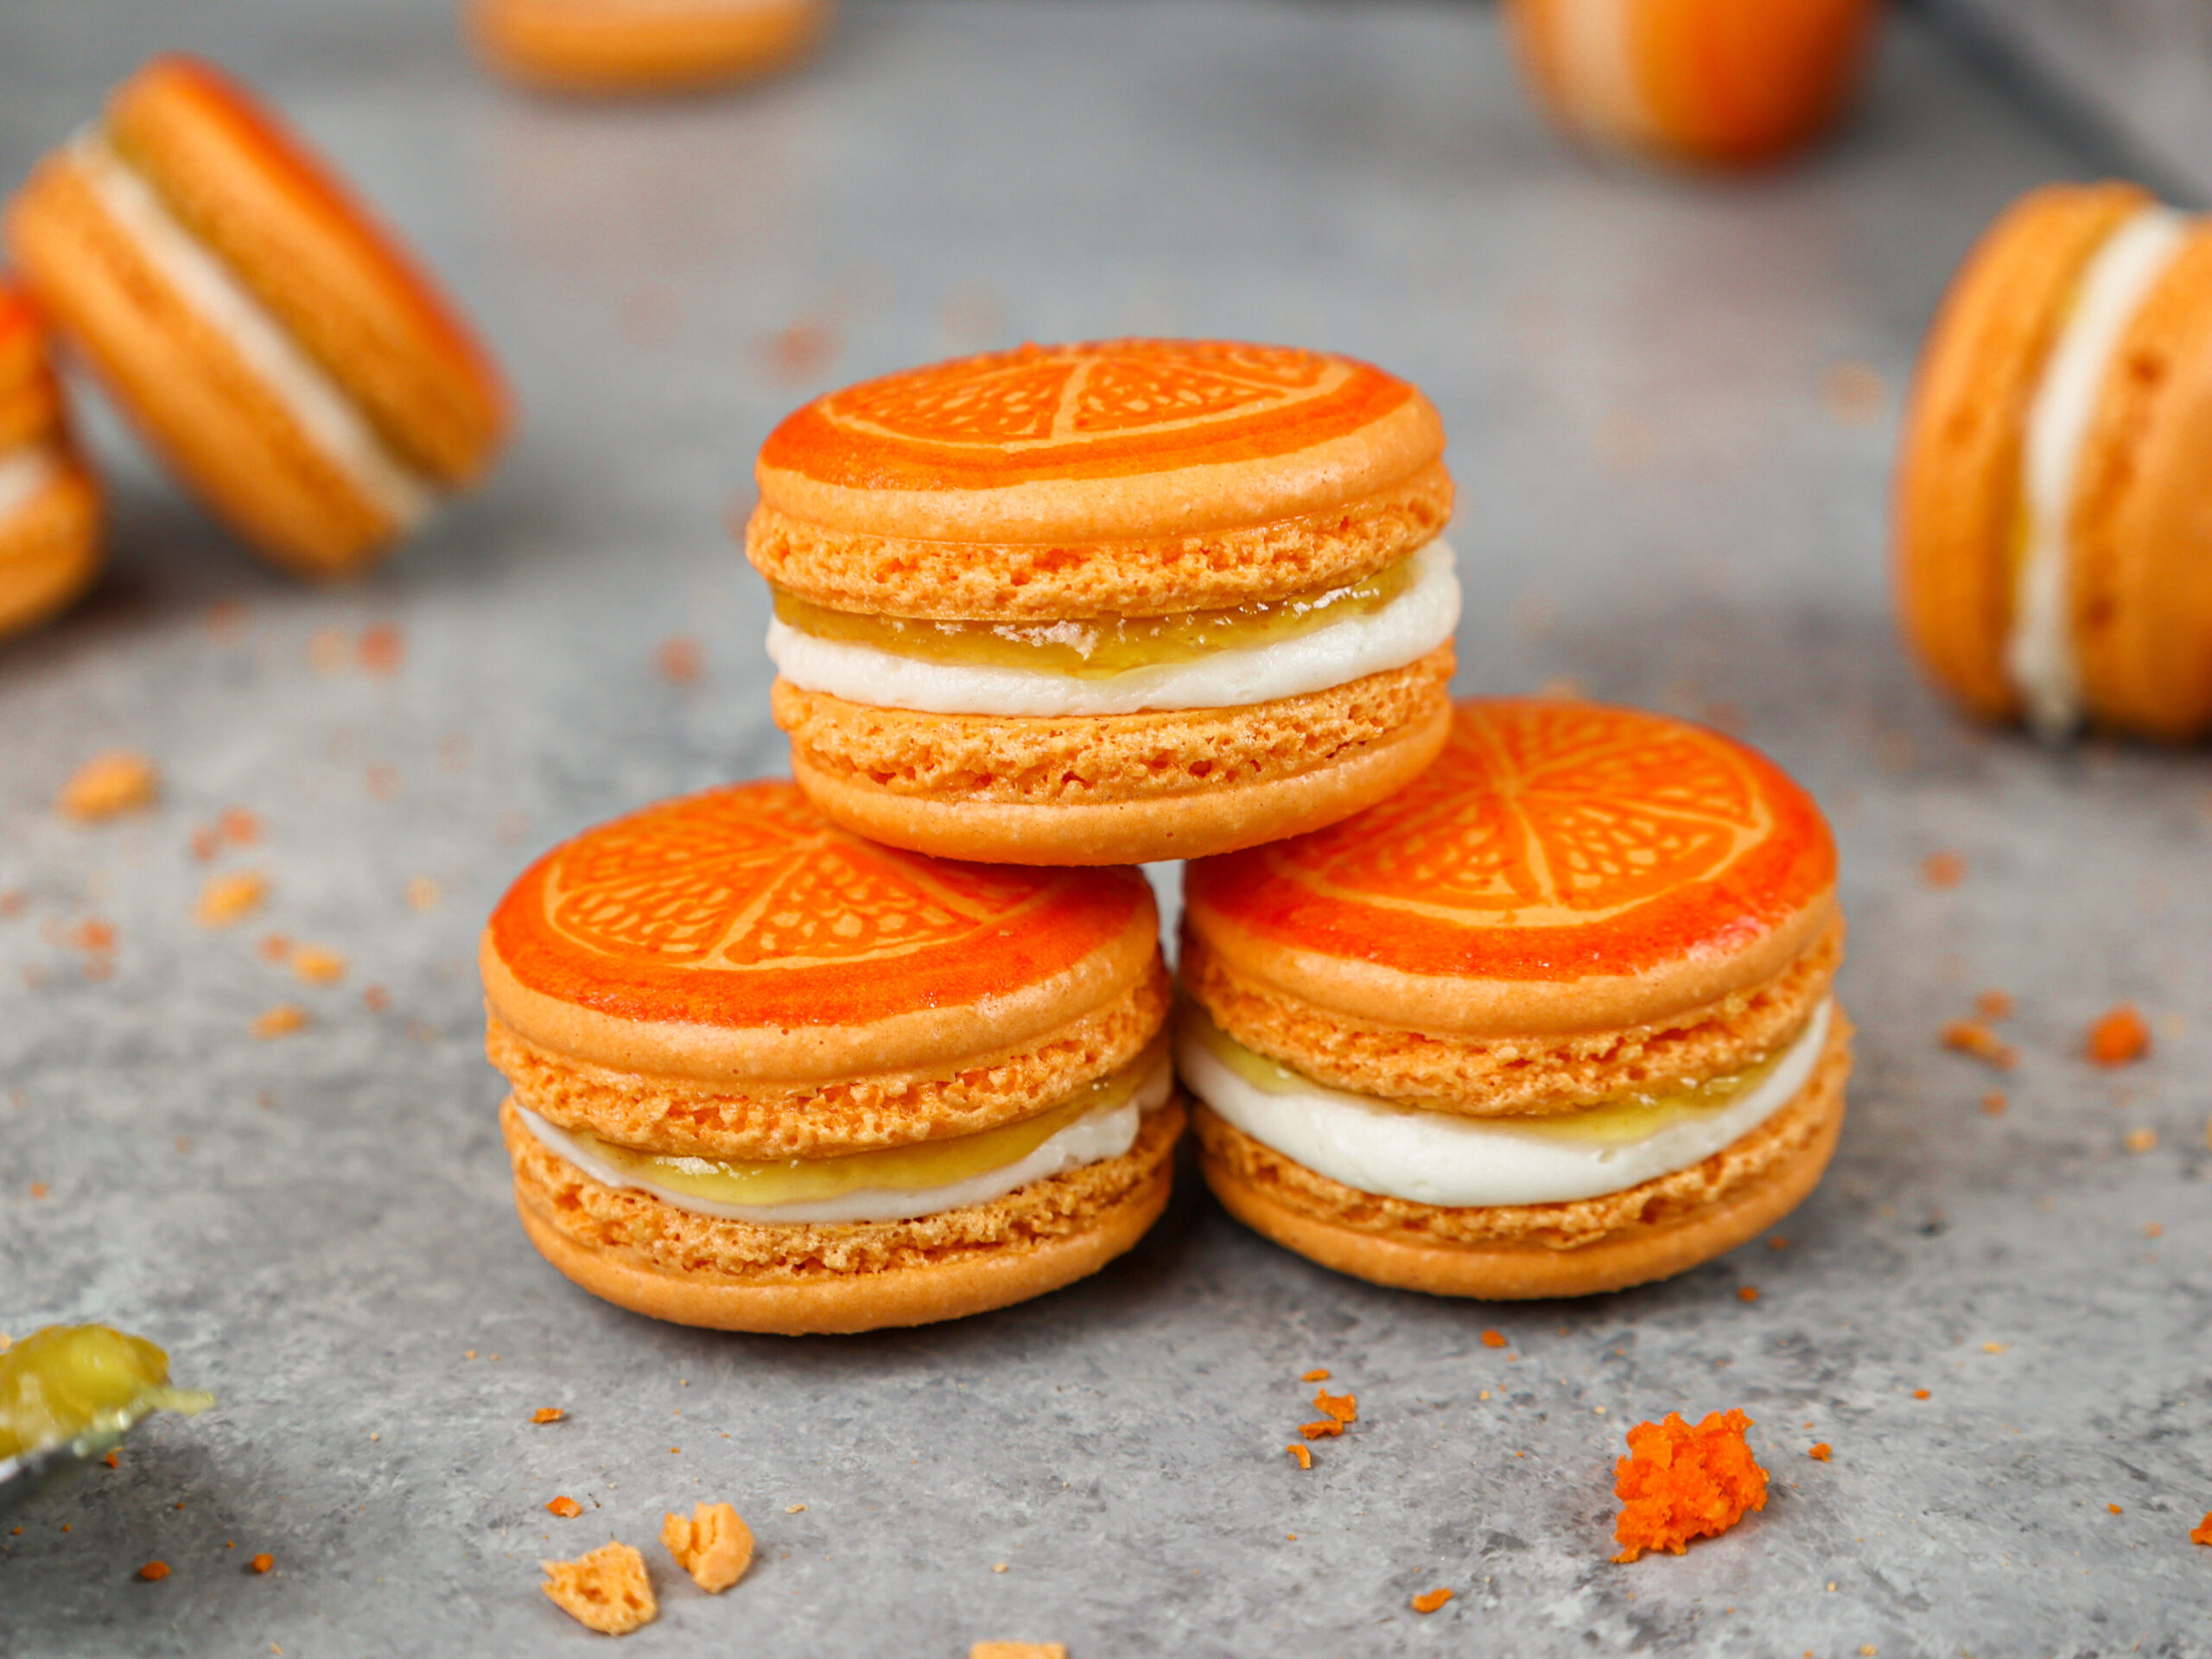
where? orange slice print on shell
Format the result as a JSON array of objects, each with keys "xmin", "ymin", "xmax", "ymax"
[
  {"xmin": 1191, "ymin": 700, "xmax": 1834, "ymax": 982},
  {"xmin": 492, "ymin": 782, "xmax": 1148, "ymax": 1029}
]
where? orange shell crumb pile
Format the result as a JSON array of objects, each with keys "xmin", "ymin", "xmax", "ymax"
[
  {"xmin": 1313, "ymin": 1389, "xmax": 1357, "ymax": 1425},
  {"xmin": 540, "ymin": 1541, "xmax": 657, "ymax": 1636},
  {"xmin": 2088, "ymin": 1005, "xmax": 2151, "ymax": 1068},
  {"xmin": 661, "ymin": 1502, "xmax": 753, "ymax": 1593},
  {"xmin": 1611, "ymin": 1409, "xmax": 1769, "ymax": 1563}
]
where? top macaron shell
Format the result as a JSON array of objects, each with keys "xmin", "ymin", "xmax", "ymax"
[
  {"xmin": 469, "ymin": 0, "xmax": 833, "ymax": 95},
  {"xmin": 747, "ymin": 338, "xmax": 1452, "ymax": 618},
  {"xmin": 1183, "ymin": 698, "xmax": 1838, "ymax": 1039}
]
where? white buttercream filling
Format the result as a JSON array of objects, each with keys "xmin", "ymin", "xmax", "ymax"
[
  {"xmin": 2006, "ymin": 206, "xmax": 2189, "ymax": 741},
  {"xmin": 66, "ymin": 131, "xmax": 435, "ymax": 531},
  {"xmin": 1178, "ymin": 1000, "xmax": 1832, "ymax": 1210},
  {"xmin": 0, "ymin": 446, "xmax": 62, "ymax": 522},
  {"xmin": 1553, "ymin": 0, "xmax": 1649, "ymax": 144},
  {"xmin": 516, "ymin": 1056, "xmax": 1173, "ymax": 1226},
  {"xmin": 766, "ymin": 537, "xmax": 1461, "ymax": 716}
]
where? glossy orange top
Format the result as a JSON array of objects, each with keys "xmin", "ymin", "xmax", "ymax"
[
  {"xmin": 759, "ymin": 339, "xmax": 1423, "ymax": 493},
  {"xmin": 488, "ymin": 781, "xmax": 1152, "ymax": 1028},
  {"xmin": 1187, "ymin": 699, "xmax": 1835, "ymax": 982}
]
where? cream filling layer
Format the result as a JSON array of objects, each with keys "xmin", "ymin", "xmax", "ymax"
[
  {"xmin": 1552, "ymin": 0, "xmax": 1649, "ymax": 146},
  {"xmin": 766, "ymin": 537, "xmax": 1460, "ymax": 716},
  {"xmin": 1178, "ymin": 999, "xmax": 1832, "ymax": 1210},
  {"xmin": 515, "ymin": 1056, "xmax": 1173, "ymax": 1226},
  {"xmin": 0, "ymin": 446, "xmax": 63, "ymax": 523},
  {"xmin": 2006, "ymin": 206, "xmax": 2189, "ymax": 741},
  {"xmin": 65, "ymin": 131, "xmax": 435, "ymax": 531}
]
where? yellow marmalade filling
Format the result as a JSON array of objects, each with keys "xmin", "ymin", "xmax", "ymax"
[
  {"xmin": 772, "ymin": 555, "xmax": 1418, "ymax": 677},
  {"xmin": 575, "ymin": 1033, "xmax": 1168, "ymax": 1207},
  {"xmin": 1198, "ymin": 1014, "xmax": 1802, "ymax": 1147},
  {"xmin": 0, "ymin": 1325, "xmax": 213, "ymax": 1461}
]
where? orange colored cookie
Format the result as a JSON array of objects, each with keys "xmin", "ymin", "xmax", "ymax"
[
  {"xmin": 469, "ymin": 0, "xmax": 831, "ymax": 94},
  {"xmin": 6, "ymin": 55, "xmax": 510, "ymax": 577},
  {"xmin": 1506, "ymin": 0, "xmax": 1878, "ymax": 168},
  {"xmin": 1177, "ymin": 697, "xmax": 1848, "ymax": 1300},
  {"xmin": 1896, "ymin": 181, "xmax": 2212, "ymax": 741},
  {"xmin": 749, "ymin": 338, "xmax": 1461, "ymax": 866},
  {"xmin": 0, "ymin": 283, "xmax": 101, "ymax": 641},
  {"xmin": 480, "ymin": 779, "xmax": 1182, "ymax": 1334}
]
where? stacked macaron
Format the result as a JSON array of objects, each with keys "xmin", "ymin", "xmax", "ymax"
[
  {"xmin": 1505, "ymin": 0, "xmax": 1878, "ymax": 168},
  {"xmin": 750, "ymin": 338, "xmax": 1460, "ymax": 865},
  {"xmin": 1896, "ymin": 182, "xmax": 2212, "ymax": 741},
  {"xmin": 0, "ymin": 283, "xmax": 100, "ymax": 640},
  {"xmin": 469, "ymin": 0, "xmax": 832, "ymax": 94},
  {"xmin": 6, "ymin": 55, "xmax": 509, "ymax": 577},
  {"xmin": 482, "ymin": 781, "xmax": 1181, "ymax": 1333},
  {"xmin": 1176, "ymin": 697, "xmax": 1849, "ymax": 1298}
]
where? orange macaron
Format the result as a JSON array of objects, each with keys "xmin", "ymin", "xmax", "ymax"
[
  {"xmin": 751, "ymin": 338, "xmax": 1460, "ymax": 867},
  {"xmin": 1896, "ymin": 181, "xmax": 2212, "ymax": 741},
  {"xmin": 1505, "ymin": 0, "xmax": 1878, "ymax": 168},
  {"xmin": 6, "ymin": 56, "xmax": 510, "ymax": 578},
  {"xmin": 481, "ymin": 780, "xmax": 1182, "ymax": 1334},
  {"xmin": 1177, "ymin": 697, "xmax": 1849, "ymax": 1300},
  {"xmin": 0, "ymin": 283, "xmax": 100, "ymax": 640},
  {"xmin": 468, "ymin": 0, "xmax": 832, "ymax": 94}
]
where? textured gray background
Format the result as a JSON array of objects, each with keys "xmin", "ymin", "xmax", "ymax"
[{"xmin": 3, "ymin": 3, "xmax": 2209, "ymax": 1655}]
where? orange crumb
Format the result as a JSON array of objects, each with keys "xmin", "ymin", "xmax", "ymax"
[
  {"xmin": 656, "ymin": 637, "xmax": 704, "ymax": 683},
  {"xmin": 531, "ymin": 1408, "xmax": 566, "ymax": 1424},
  {"xmin": 2145, "ymin": 1223, "xmax": 2164, "ymax": 1238},
  {"xmin": 1736, "ymin": 1286, "xmax": 1759, "ymax": 1304},
  {"xmin": 1982, "ymin": 1342, "xmax": 2009, "ymax": 1355},
  {"xmin": 359, "ymin": 623, "xmax": 404, "ymax": 676},
  {"xmin": 257, "ymin": 932, "xmax": 291, "ymax": 962},
  {"xmin": 2108, "ymin": 1503, "xmax": 2123, "ymax": 1515},
  {"xmin": 1975, "ymin": 988, "xmax": 2014, "ymax": 1020},
  {"xmin": 2125, "ymin": 1128, "xmax": 2158, "ymax": 1154},
  {"xmin": 218, "ymin": 807, "xmax": 259, "ymax": 847},
  {"xmin": 1942, "ymin": 1020, "xmax": 2016, "ymax": 1070},
  {"xmin": 70, "ymin": 918, "xmax": 115, "ymax": 953},
  {"xmin": 0, "ymin": 890, "xmax": 22, "ymax": 918},
  {"xmin": 1300, "ymin": 1369, "xmax": 1330, "ymax": 1382},
  {"xmin": 1981, "ymin": 1091, "xmax": 2008, "ymax": 1116},
  {"xmin": 2191, "ymin": 1513, "xmax": 2212, "ymax": 1547},
  {"xmin": 59, "ymin": 753, "xmax": 159, "ymax": 822},
  {"xmin": 103, "ymin": 1451, "xmax": 118, "ymax": 1468},
  {"xmin": 546, "ymin": 1497, "xmax": 582, "ymax": 1519},
  {"xmin": 308, "ymin": 627, "xmax": 350, "ymax": 674},
  {"xmin": 540, "ymin": 1541, "xmax": 656, "ymax": 1636},
  {"xmin": 1610, "ymin": 1409, "xmax": 1768, "ymax": 1563},
  {"xmin": 1313, "ymin": 1389, "xmax": 1357, "ymax": 1425},
  {"xmin": 194, "ymin": 871, "xmax": 268, "ymax": 928},
  {"xmin": 1913, "ymin": 1389, "xmax": 1931, "ymax": 1401},
  {"xmin": 1922, "ymin": 851, "xmax": 1966, "ymax": 889},
  {"xmin": 2089, "ymin": 1006, "xmax": 2151, "ymax": 1068},
  {"xmin": 250, "ymin": 1554, "xmax": 273, "ymax": 1573},
  {"xmin": 29, "ymin": 1182, "xmax": 48, "ymax": 1199},
  {"xmin": 138, "ymin": 1561, "xmax": 169, "ymax": 1581},
  {"xmin": 251, "ymin": 1005, "xmax": 307, "ymax": 1039},
  {"xmin": 1411, "ymin": 1587, "xmax": 1454, "ymax": 1614},
  {"xmin": 363, "ymin": 986, "xmax": 390, "ymax": 1013},
  {"xmin": 1766, "ymin": 1236, "xmax": 1789, "ymax": 1251},
  {"xmin": 1300, "ymin": 1420, "xmax": 1344, "ymax": 1440},
  {"xmin": 1481, "ymin": 1329, "xmax": 1507, "ymax": 1349},
  {"xmin": 969, "ymin": 1645, "xmax": 1066, "ymax": 1659},
  {"xmin": 1285, "ymin": 1443, "xmax": 1312, "ymax": 1470},
  {"xmin": 404, "ymin": 876, "xmax": 441, "ymax": 912},
  {"xmin": 660, "ymin": 1502, "xmax": 753, "ymax": 1592},
  {"xmin": 290, "ymin": 945, "xmax": 346, "ymax": 986},
  {"xmin": 1808, "ymin": 1443, "xmax": 1832, "ymax": 1462},
  {"xmin": 761, "ymin": 319, "xmax": 838, "ymax": 384},
  {"xmin": 191, "ymin": 827, "xmax": 222, "ymax": 861}
]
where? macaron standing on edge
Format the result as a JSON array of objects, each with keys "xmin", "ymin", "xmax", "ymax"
[
  {"xmin": 5, "ymin": 55, "xmax": 510, "ymax": 579},
  {"xmin": 1177, "ymin": 697, "xmax": 1849, "ymax": 1300},
  {"xmin": 468, "ymin": 0, "xmax": 833, "ymax": 94},
  {"xmin": 1505, "ymin": 0, "xmax": 1878, "ymax": 168},
  {"xmin": 1896, "ymin": 181, "xmax": 2212, "ymax": 742},
  {"xmin": 0, "ymin": 283, "xmax": 100, "ymax": 640},
  {"xmin": 751, "ymin": 338, "xmax": 1462, "ymax": 866},
  {"xmin": 481, "ymin": 780, "xmax": 1184, "ymax": 1334}
]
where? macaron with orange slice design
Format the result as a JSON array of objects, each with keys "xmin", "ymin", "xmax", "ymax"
[
  {"xmin": 1896, "ymin": 181, "xmax": 2212, "ymax": 742},
  {"xmin": 482, "ymin": 779, "xmax": 1181, "ymax": 1334},
  {"xmin": 6, "ymin": 55, "xmax": 510, "ymax": 578},
  {"xmin": 0, "ymin": 281, "xmax": 101, "ymax": 641},
  {"xmin": 467, "ymin": 0, "xmax": 832, "ymax": 95},
  {"xmin": 1505, "ymin": 0, "xmax": 1878, "ymax": 168},
  {"xmin": 1177, "ymin": 698, "xmax": 1849, "ymax": 1300},
  {"xmin": 750, "ymin": 337, "xmax": 1460, "ymax": 867}
]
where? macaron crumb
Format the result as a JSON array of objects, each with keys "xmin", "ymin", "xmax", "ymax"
[
  {"xmin": 1913, "ymin": 1389, "xmax": 1931, "ymax": 1401},
  {"xmin": 102, "ymin": 1451, "xmax": 118, "ymax": 1468},
  {"xmin": 1808, "ymin": 1444, "xmax": 1832, "ymax": 1462},
  {"xmin": 251, "ymin": 1005, "xmax": 308, "ymax": 1039},
  {"xmin": 655, "ymin": 638, "xmax": 704, "ymax": 684},
  {"xmin": 1922, "ymin": 852, "xmax": 1967, "ymax": 889},
  {"xmin": 2108, "ymin": 1503, "xmax": 2124, "ymax": 1515},
  {"xmin": 195, "ymin": 872, "xmax": 270, "ymax": 928},
  {"xmin": 249, "ymin": 1554, "xmax": 274, "ymax": 1573},
  {"xmin": 290, "ymin": 946, "xmax": 346, "ymax": 986},
  {"xmin": 1300, "ymin": 1420, "xmax": 1344, "ymax": 1440},
  {"xmin": 2190, "ymin": 1513, "xmax": 2212, "ymax": 1546},
  {"xmin": 1300, "ymin": 1369, "xmax": 1331, "ymax": 1382},
  {"xmin": 1610, "ymin": 1410, "xmax": 1768, "ymax": 1563},
  {"xmin": 1285, "ymin": 1444, "xmax": 1313, "ymax": 1470},
  {"xmin": 138, "ymin": 1561, "xmax": 168, "ymax": 1581},
  {"xmin": 2088, "ymin": 1006, "xmax": 2152, "ymax": 1068},
  {"xmin": 359, "ymin": 624, "xmax": 404, "ymax": 677},
  {"xmin": 1411, "ymin": 1587, "xmax": 1454, "ymax": 1614},
  {"xmin": 1481, "ymin": 1330, "xmax": 1507, "ymax": 1349},
  {"xmin": 1975, "ymin": 989, "xmax": 2015, "ymax": 1020},
  {"xmin": 1736, "ymin": 1287, "xmax": 1760, "ymax": 1304},
  {"xmin": 1941, "ymin": 1020, "xmax": 2016, "ymax": 1071},
  {"xmin": 59, "ymin": 753, "xmax": 160, "ymax": 822},
  {"xmin": 969, "ymin": 1644, "xmax": 1066, "ymax": 1659},
  {"xmin": 1982, "ymin": 1092, "xmax": 2008, "ymax": 1116},
  {"xmin": 546, "ymin": 1497, "xmax": 582, "ymax": 1519},
  {"xmin": 1313, "ymin": 1389, "xmax": 1357, "ymax": 1425},
  {"xmin": 2125, "ymin": 1128, "xmax": 2158, "ymax": 1154},
  {"xmin": 540, "ymin": 1541, "xmax": 656, "ymax": 1636},
  {"xmin": 661, "ymin": 1502, "xmax": 752, "ymax": 1593},
  {"xmin": 531, "ymin": 1408, "xmax": 565, "ymax": 1424}
]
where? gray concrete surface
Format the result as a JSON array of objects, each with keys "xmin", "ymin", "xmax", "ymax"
[{"xmin": 3, "ymin": 3, "xmax": 2209, "ymax": 1655}]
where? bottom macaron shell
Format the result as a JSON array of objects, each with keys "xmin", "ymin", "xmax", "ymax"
[
  {"xmin": 1192, "ymin": 1013, "xmax": 1849, "ymax": 1300},
  {"xmin": 777, "ymin": 652, "xmax": 1453, "ymax": 867},
  {"xmin": 503, "ymin": 1096, "xmax": 1183, "ymax": 1334},
  {"xmin": 471, "ymin": 0, "xmax": 829, "ymax": 92},
  {"xmin": 0, "ymin": 465, "xmax": 100, "ymax": 639}
]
